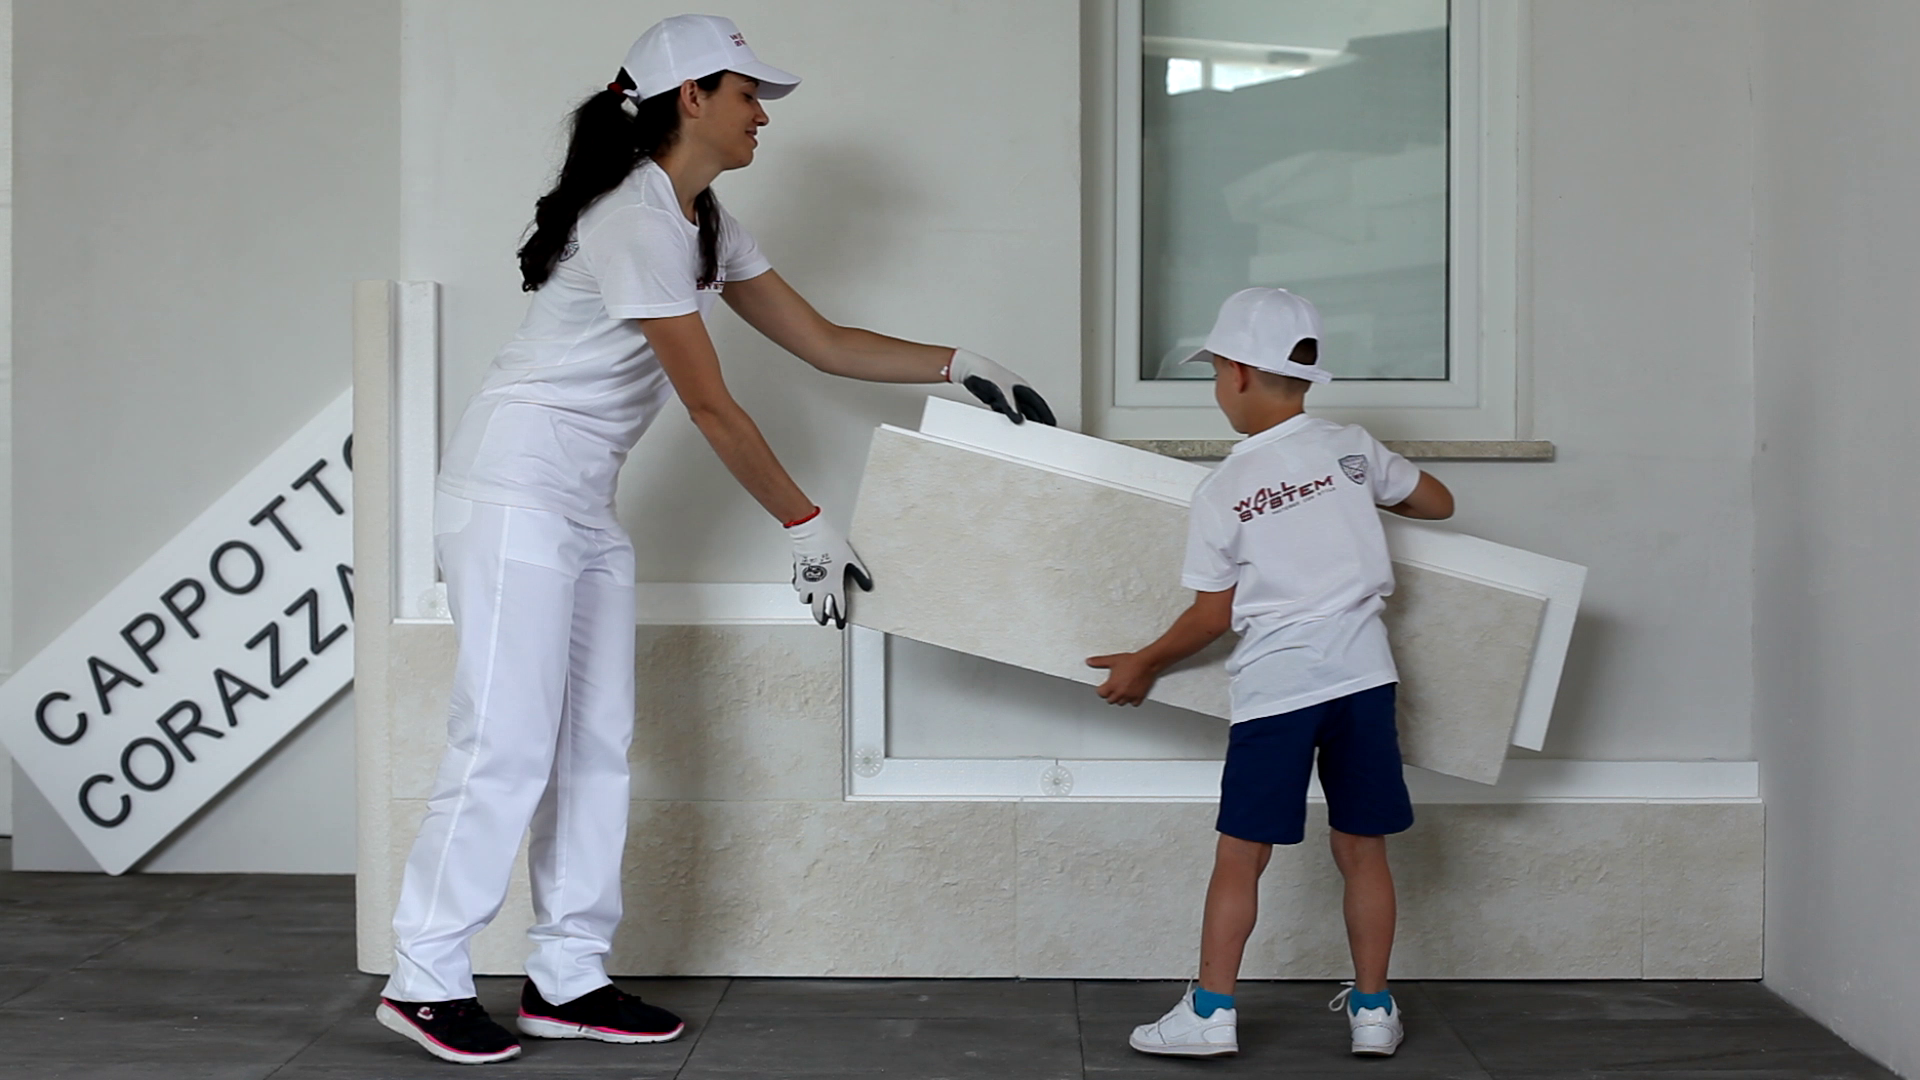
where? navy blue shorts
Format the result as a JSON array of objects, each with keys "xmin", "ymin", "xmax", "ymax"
[{"xmin": 1216, "ymin": 683, "xmax": 1414, "ymax": 846}]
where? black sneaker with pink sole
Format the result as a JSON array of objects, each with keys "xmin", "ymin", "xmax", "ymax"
[
  {"xmin": 517, "ymin": 980, "xmax": 686, "ymax": 1043},
  {"xmin": 376, "ymin": 996, "xmax": 522, "ymax": 1065}
]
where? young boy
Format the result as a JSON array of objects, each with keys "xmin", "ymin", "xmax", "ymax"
[{"xmin": 1087, "ymin": 287, "xmax": 1454, "ymax": 1059}]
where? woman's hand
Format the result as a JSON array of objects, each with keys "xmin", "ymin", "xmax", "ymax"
[
  {"xmin": 785, "ymin": 508, "xmax": 873, "ymax": 629},
  {"xmin": 948, "ymin": 350, "xmax": 1056, "ymax": 426},
  {"xmin": 1086, "ymin": 651, "xmax": 1161, "ymax": 706}
]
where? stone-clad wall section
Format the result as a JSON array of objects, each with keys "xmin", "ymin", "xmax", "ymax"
[{"xmin": 356, "ymin": 624, "xmax": 1761, "ymax": 980}]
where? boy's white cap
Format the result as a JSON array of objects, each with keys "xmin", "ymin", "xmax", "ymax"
[
  {"xmin": 621, "ymin": 14, "xmax": 800, "ymax": 102},
  {"xmin": 1180, "ymin": 287, "xmax": 1333, "ymax": 383}
]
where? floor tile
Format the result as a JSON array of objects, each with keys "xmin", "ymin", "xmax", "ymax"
[
  {"xmin": 0, "ymin": 966, "xmax": 374, "ymax": 1068},
  {"xmin": 0, "ymin": 965, "xmax": 57, "ymax": 1006},
  {"xmin": 678, "ymin": 1013, "xmax": 1084, "ymax": 1078},
  {"xmin": 78, "ymin": 911, "xmax": 359, "ymax": 973},
  {"xmin": 715, "ymin": 977, "xmax": 1078, "ymax": 1018},
  {"xmin": 0, "ymin": 1010, "xmax": 307, "ymax": 1071},
  {"xmin": 0, "ymin": 1066, "xmax": 278, "ymax": 1080},
  {"xmin": 1482, "ymin": 1060, "xmax": 1889, "ymax": 1068},
  {"xmin": 1448, "ymin": 1015, "xmax": 1895, "ymax": 1076},
  {"xmin": 0, "ymin": 922, "xmax": 133, "ymax": 968},
  {"xmin": 1421, "ymin": 981, "xmax": 1801, "ymax": 1023}
]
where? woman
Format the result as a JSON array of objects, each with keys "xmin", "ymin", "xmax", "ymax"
[{"xmin": 375, "ymin": 15, "xmax": 1053, "ymax": 1066}]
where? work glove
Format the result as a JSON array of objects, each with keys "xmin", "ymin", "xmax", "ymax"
[
  {"xmin": 948, "ymin": 349, "xmax": 1057, "ymax": 426},
  {"xmin": 786, "ymin": 508, "xmax": 873, "ymax": 629}
]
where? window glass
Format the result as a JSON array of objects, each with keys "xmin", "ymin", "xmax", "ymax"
[{"xmin": 1140, "ymin": 0, "xmax": 1450, "ymax": 382}]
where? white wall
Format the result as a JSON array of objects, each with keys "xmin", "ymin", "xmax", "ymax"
[
  {"xmin": 1438, "ymin": 0, "xmax": 1756, "ymax": 761},
  {"xmin": 405, "ymin": 0, "xmax": 1083, "ymax": 586},
  {"xmin": 9, "ymin": 0, "xmax": 398, "ymax": 871},
  {"xmin": 0, "ymin": 0, "xmax": 15, "ymax": 835},
  {"xmin": 1753, "ymin": 2, "xmax": 1920, "ymax": 1075}
]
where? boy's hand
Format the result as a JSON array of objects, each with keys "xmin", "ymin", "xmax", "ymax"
[{"xmin": 1087, "ymin": 651, "xmax": 1160, "ymax": 706}]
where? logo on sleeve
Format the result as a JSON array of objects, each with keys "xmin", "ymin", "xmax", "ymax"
[
  {"xmin": 730, "ymin": 32, "xmax": 747, "ymax": 47},
  {"xmin": 559, "ymin": 240, "xmax": 579, "ymax": 263},
  {"xmin": 1339, "ymin": 455, "xmax": 1369, "ymax": 485}
]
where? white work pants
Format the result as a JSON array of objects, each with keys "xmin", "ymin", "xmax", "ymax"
[{"xmin": 385, "ymin": 496, "xmax": 636, "ymax": 1005}]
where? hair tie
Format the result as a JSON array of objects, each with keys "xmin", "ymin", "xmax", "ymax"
[{"xmin": 608, "ymin": 81, "xmax": 624, "ymax": 93}]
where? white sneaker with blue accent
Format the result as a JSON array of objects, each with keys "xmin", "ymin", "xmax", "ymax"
[
  {"xmin": 1330, "ymin": 984, "xmax": 1404, "ymax": 1056},
  {"xmin": 1129, "ymin": 988, "xmax": 1238, "ymax": 1057}
]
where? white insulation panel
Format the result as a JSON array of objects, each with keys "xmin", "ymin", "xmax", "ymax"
[{"xmin": 850, "ymin": 400, "xmax": 1586, "ymax": 784}]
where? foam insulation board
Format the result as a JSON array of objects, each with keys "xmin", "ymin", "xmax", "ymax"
[{"xmin": 849, "ymin": 400, "xmax": 1586, "ymax": 784}]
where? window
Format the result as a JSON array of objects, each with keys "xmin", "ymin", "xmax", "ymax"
[{"xmin": 1087, "ymin": 0, "xmax": 1522, "ymax": 441}]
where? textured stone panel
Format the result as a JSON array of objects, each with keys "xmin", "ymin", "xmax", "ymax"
[
  {"xmin": 1387, "ymin": 565, "xmax": 1545, "ymax": 784},
  {"xmin": 628, "ymin": 626, "xmax": 844, "ymax": 802},
  {"xmin": 389, "ymin": 800, "xmax": 1020, "ymax": 979},
  {"xmin": 387, "ymin": 623, "xmax": 459, "ymax": 801},
  {"xmin": 1014, "ymin": 802, "xmax": 1350, "ymax": 979},
  {"xmin": 387, "ymin": 624, "xmax": 841, "ymax": 803},
  {"xmin": 853, "ymin": 429, "xmax": 1542, "ymax": 783},
  {"xmin": 608, "ymin": 800, "xmax": 1019, "ymax": 977},
  {"xmin": 1387, "ymin": 803, "xmax": 1646, "ymax": 979},
  {"xmin": 853, "ymin": 427, "xmax": 1226, "ymax": 714},
  {"xmin": 364, "ymin": 796, "xmax": 1753, "ymax": 979},
  {"xmin": 1641, "ymin": 802, "xmax": 1763, "ymax": 978},
  {"xmin": 1017, "ymin": 802, "xmax": 1647, "ymax": 979}
]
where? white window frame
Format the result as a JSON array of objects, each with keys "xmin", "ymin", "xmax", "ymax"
[{"xmin": 1087, "ymin": 0, "xmax": 1525, "ymax": 442}]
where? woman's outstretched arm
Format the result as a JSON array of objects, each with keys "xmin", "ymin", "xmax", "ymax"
[
  {"xmin": 639, "ymin": 310, "xmax": 815, "ymax": 523},
  {"xmin": 721, "ymin": 269, "xmax": 950, "ymax": 382}
]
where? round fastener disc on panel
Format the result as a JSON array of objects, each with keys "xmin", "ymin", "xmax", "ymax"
[
  {"xmin": 1041, "ymin": 764, "xmax": 1074, "ymax": 797},
  {"xmin": 852, "ymin": 746, "xmax": 885, "ymax": 778}
]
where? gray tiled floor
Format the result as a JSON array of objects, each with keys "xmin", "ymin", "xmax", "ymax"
[{"xmin": 0, "ymin": 839, "xmax": 1898, "ymax": 1080}]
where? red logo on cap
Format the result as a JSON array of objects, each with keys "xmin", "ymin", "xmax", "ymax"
[{"xmin": 730, "ymin": 32, "xmax": 746, "ymax": 47}]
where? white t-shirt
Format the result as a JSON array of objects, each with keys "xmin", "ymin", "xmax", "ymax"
[
  {"xmin": 437, "ymin": 159, "xmax": 773, "ymax": 528},
  {"xmin": 1181, "ymin": 414, "xmax": 1423, "ymax": 722}
]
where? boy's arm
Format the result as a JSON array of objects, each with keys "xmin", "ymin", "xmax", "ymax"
[
  {"xmin": 1384, "ymin": 471, "xmax": 1455, "ymax": 520},
  {"xmin": 1086, "ymin": 588, "xmax": 1235, "ymax": 706}
]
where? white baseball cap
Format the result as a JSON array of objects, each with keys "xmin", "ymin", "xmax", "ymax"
[
  {"xmin": 1180, "ymin": 287, "xmax": 1333, "ymax": 383},
  {"xmin": 621, "ymin": 14, "xmax": 800, "ymax": 102}
]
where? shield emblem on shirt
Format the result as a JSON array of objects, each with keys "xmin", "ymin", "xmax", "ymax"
[{"xmin": 1339, "ymin": 455, "xmax": 1369, "ymax": 485}]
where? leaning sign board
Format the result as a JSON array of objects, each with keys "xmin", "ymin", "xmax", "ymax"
[
  {"xmin": 0, "ymin": 391, "xmax": 355, "ymax": 873},
  {"xmin": 850, "ymin": 398, "xmax": 1586, "ymax": 785}
]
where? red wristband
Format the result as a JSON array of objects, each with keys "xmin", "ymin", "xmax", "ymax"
[{"xmin": 783, "ymin": 506, "xmax": 822, "ymax": 528}]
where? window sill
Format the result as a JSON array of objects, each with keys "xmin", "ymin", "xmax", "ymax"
[{"xmin": 1117, "ymin": 438, "xmax": 1556, "ymax": 462}]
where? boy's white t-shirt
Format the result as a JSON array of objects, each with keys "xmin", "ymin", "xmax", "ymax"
[
  {"xmin": 1181, "ymin": 414, "xmax": 1423, "ymax": 722},
  {"xmin": 437, "ymin": 159, "xmax": 772, "ymax": 528}
]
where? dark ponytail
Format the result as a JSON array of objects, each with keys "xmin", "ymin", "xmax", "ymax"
[{"xmin": 518, "ymin": 69, "xmax": 727, "ymax": 291}]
